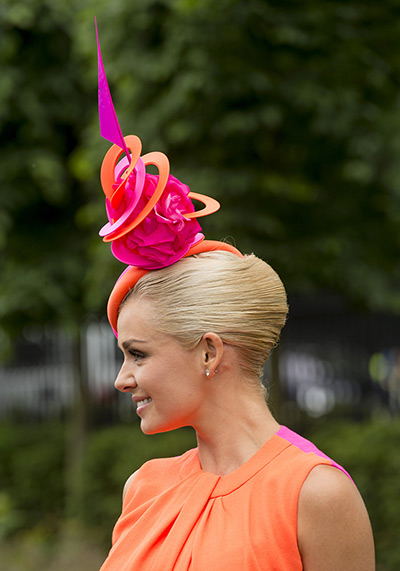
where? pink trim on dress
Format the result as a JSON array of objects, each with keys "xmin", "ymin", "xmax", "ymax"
[{"xmin": 276, "ymin": 426, "xmax": 353, "ymax": 481}]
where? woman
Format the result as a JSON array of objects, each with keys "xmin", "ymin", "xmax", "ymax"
[
  {"xmin": 95, "ymin": 24, "xmax": 375, "ymax": 570},
  {"xmin": 99, "ymin": 252, "xmax": 374, "ymax": 571}
]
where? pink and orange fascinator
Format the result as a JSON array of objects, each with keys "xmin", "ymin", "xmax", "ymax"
[{"xmin": 95, "ymin": 20, "xmax": 242, "ymax": 335}]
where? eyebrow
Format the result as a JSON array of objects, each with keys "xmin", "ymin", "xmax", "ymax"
[{"xmin": 120, "ymin": 338, "xmax": 147, "ymax": 351}]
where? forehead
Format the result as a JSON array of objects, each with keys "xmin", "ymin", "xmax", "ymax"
[{"xmin": 117, "ymin": 296, "xmax": 159, "ymax": 339}]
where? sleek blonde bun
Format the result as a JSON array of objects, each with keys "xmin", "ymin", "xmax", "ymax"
[{"xmin": 122, "ymin": 251, "xmax": 288, "ymax": 379}]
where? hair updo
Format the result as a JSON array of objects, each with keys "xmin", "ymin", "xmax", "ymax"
[{"xmin": 121, "ymin": 251, "xmax": 288, "ymax": 380}]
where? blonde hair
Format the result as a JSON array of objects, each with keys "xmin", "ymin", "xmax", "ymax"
[{"xmin": 121, "ymin": 251, "xmax": 288, "ymax": 379}]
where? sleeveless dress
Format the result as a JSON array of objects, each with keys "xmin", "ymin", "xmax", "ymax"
[{"xmin": 100, "ymin": 426, "xmax": 351, "ymax": 571}]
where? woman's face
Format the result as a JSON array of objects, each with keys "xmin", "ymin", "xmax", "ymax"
[{"xmin": 115, "ymin": 296, "xmax": 205, "ymax": 434}]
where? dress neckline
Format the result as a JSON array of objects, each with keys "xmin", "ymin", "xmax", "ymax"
[{"xmin": 180, "ymin": 426, "xmax": 292, "ymax": 497}]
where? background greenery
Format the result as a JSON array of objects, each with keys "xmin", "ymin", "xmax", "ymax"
[
  {"xmin": 1, "ymin": 0, "xmax": 400, "ymax": 345},
  {"xmin": 1, "ymin": 0, "xmax": 399, "ymax": 569}
]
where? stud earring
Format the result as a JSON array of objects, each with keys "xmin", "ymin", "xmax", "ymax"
[{"xmin": 205, "ymin": 369, "xmax": 210, "ymax": 377}]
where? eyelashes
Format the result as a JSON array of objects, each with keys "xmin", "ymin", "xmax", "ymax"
[{"xmin": 128, "ymin": 349, "xmax": 146, "ymax": 361}]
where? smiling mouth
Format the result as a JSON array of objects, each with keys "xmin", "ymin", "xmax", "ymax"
[{"xmin": 136, "ymin": 397, "xmax": 152, "ymax": 408}]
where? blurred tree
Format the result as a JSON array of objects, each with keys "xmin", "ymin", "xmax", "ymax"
[
  {"xmin": 0, "ymin": 0, "xmax": 91, "ymax": 342},
  {"xmin": 77, "ymin": 0, "xmax": 400, "ymax": 314},
  {"xmin": 1, "ymin": 0, "xmax": 400, "ymax": 345},
  {"xmin": 0, "ymin": 1, "xmax": 98, "ymax": 520}
]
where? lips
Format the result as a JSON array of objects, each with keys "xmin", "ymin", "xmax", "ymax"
[{"xmin": 134, "ymin": 396, "xmax": 153, "ymax": 415}]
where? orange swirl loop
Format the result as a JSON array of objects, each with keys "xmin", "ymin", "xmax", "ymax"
[
  {"xmin": 100, "ymin": 136, "xmax": 171, "ymax": 243},
  {"xmin": 185, "ymin": 192, "xmax": 220, "ymax": 219},
  {"xmin": 100, "ymin": 135, "xmax": 142, "ymax": 209},
  {"xmin": 100, "ymin": 135, "xmax": 220, "ymax": 245}
]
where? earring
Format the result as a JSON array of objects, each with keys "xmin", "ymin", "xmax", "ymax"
[{"xmin": 205, "ymin": 369, "xmax": 210, "ymax": 377}]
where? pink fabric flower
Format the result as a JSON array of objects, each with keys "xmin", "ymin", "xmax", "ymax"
[{"xmin": 109, "ymin": 171, "xmax": 204, "ymax": 269}]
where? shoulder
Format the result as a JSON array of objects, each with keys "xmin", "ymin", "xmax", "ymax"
[
  {"xmin": 298, "ymin": 465, "xmax": 375, "ymax": 571},
  {"xmin": 122, "ymin": 448, "xmax": 198, "ymax": 503}
]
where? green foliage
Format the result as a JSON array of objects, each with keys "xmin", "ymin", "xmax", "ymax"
[
  {"xmin": 76, "ymin": 0, "xmax": 400, "ymax": 311},
  {"xmin": 80, "ymin": 424, "xmax": 196, "ymax": 542},
  {"xmin": 1, "ymin": 0, "xmax": 400, "ymax": 345},
  {"xmin": 309, "ymin": 418, "xmax": 400, "ymax": 571},
  {"xmin": 0, "ymin": 0, "xmax": 94, "ymax": 336},
  {"xmin": 0, "ymin": 423, "xmax": 65, "ymax": 534},
  {"xmin": 0, "ymin": 492, "xmax": 23, "ymax": 540},
  {"xmin": 0, "ymin": 421, "xmax": 196, "ymax": 543}
]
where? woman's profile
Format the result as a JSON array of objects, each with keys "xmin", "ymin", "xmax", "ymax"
[{"xmin": 95, "ymin": 22, "xmax": 375, "ymax": 571}]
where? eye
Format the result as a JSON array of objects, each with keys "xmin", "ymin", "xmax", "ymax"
[{"xmin": 128, "ymin": 349, "xmax": 146, "ymax": 361}]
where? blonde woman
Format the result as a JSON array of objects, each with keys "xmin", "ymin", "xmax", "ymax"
[
  {"xmin": 99, "ymin": 252, "xmax": 374, "ymax": 571},
  {"xmin": 95, "ymin": 24, "xmax": 375, "ymax": 570}
]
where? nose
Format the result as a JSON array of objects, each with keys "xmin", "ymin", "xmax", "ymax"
[{"xmin": 114, "ymin": 361, "xmax": 137, "ymax": 393}]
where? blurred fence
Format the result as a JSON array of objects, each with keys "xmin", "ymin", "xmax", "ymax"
[
  {"xmin": 279, "ymin": 296, "xmax": 400, "ymax": 418},
  {"xmin": 0, "ymin": 298, "xmax": 399, "ymax": 422},
  {"xmin": 0, "ymin": 322, "xmax": 123, "ymax": 422}
]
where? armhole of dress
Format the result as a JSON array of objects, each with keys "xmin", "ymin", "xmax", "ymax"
[{"xmin": 122, "ymin": 469, "xmax": 139, "ymax": 507}]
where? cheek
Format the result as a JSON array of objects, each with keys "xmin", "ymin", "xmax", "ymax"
[{"xmin": 175, "ymin": 378, "xmax": 202, "ymax": 407}]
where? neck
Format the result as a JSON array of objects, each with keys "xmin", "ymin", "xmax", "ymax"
[{"xmin": 194, "ymin": 384, "xmax": 280, "ymax": 476}]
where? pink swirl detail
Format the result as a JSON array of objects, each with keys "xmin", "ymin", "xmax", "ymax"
[{"xmin": 99, "ymin": 157, "xmax": 146, "ymax": 238}]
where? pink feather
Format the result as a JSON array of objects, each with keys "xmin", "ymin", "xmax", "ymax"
[{"xmin": 95, "ymin": 18, "xmax": 130, "ymax": 160}]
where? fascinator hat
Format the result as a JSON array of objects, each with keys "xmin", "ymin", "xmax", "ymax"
[{"xmin": 95, "ymin": 20, "xmax": 242, "ymax": 335}]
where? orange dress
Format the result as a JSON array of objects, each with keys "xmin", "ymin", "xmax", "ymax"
[{"xmin": 100, "ymin": 426, "xmax": 351, "ymax": 571}]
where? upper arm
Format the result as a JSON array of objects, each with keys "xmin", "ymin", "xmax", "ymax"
[{"xmin": 298, "ymin": 464, "xmax": 375, "ymax": 571}]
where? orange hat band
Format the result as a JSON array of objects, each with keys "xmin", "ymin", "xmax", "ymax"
[{"xmin": 107, "ymin": 240, "xmax": 243, "ymax": 335}]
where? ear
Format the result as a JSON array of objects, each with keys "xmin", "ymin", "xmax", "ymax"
[{"xmin": 200, "ymin": 332, "xmax": 224, "ymax": 377}]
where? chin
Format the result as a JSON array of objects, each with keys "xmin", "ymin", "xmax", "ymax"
[
  {"xmin": 140, "ymin": 421, "xmax": 171, "ymax": 436},
  {"xmin": 140, "ymin": 418, "xmax": 188, "ymax": 435}
]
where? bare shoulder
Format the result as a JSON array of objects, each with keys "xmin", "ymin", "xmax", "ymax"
[
  {"xmin": 122, "ymin": 470, "xmax": 139, "ymax": 502},
  {"xmin": 298, "ymin": 464, "xmax": 375, "ymax": 571}
]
